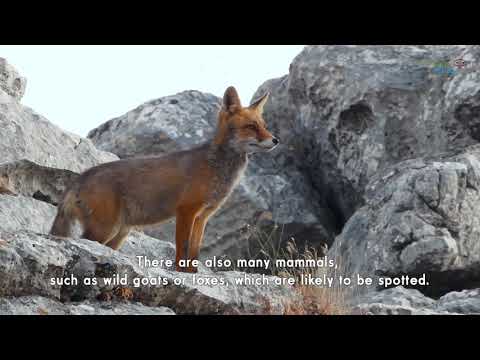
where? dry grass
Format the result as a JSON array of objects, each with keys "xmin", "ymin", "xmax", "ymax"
[
  {"xmin": 282, "ymin": 286, "xmax": 347, "ymax": 315},
  {"xmin": 244, "ymin": 222, "xmax": 351, "ymax": 315}
]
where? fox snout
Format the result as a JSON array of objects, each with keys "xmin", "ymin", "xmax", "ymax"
[{"xmin": 257, "ymin": 135, "xmax": 279, "ymax": 151}]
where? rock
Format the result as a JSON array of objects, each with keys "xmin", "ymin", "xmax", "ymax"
[
  {"xmin": 0, "ymin": 229, "xmax": 298, "ymax": 314},
  {"xmin": 350, "ymin": 286, "xmax": 458, "ymax": 315},
  {"xmin": 329, "ymin": 145, "xmax": 480, "ymax": 297},
  {"xmin": 87, "ymin": 90, "xmax": 337, "ymax": 262},
  {"xmin": 0, "ymin": 83, "xmax": 118, "ymax": 173},
  {"xmin": 436, "ymin": 288, "xmax": 480, "ymax": 314},
  {"xmin": 0, "ymin": 160, "xmax": 79, "ymax": 205},
  {"xmin": 0, "ymin": 296, "xmax": 175, "ymax": 315},
  {"xmin": 87, "ymin": 90, "xmax": 221, "ymax": 158},
  {"xmin": 0, "ymin": 194, "xmax": 57, "ymax": 234},
  {"xmin": 255, "ymin": 45, "xmax": 480, "ymax": 227},
  {"xmin": 0, "ymin": 58, "xmax": 26, "ymax": 100},
  {"xmin": 351, "ymin": 286, "xmax": 480, "ymax": 315}
]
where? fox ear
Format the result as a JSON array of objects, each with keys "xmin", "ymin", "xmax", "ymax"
[
  {"xmin": 223, "ymin": 86, "xmax": 242, "ymax": 113},
  {"xmin": 250, "ymin": 92, "xmax": 269, "ymax": 114}
]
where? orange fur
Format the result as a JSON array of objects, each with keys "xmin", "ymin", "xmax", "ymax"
[{"xmin": 50, "ymin": 86, "xmax": 279, "ymax": 273}]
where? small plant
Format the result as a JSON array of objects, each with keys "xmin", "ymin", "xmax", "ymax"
[{"xmin": 244, "ymin": 221, "xmax": 351, "ymax": 315}]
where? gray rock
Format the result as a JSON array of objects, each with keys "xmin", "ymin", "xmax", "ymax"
[
  {"xmin": 0, "ymin": 230, "xmax": 298, "ymax": 314},
  {"xmin": 329, "ymin": 145, "xmax": 480, "ymax": 297},
  {"xmin": 351, "ymin": 286, "xmax": 480, "ymax": 315},
  {"xmin": 87, "ymin": 90, "xmax": 336, "ymax": 261},
  {"xmin": 0, "ymin": 194, "xmax": 57, "ymax": 234},
  {"xmin": 0, "ymin": 160, "xmax": 79, "ymax": 205},
  {"xmin": 0, "ymin": 296, "xmax": 175, "ymax": 315},
  {"xmin": 88, "ymin": 90, "xmax": 221, "ymax": 158},
  {"xmin": 350, "ymin": 286, "xmax": 457, "ymax": 315},
  {"xmin": 255, "ymin": 45, "xmax": 480, "ymax": 227},
  {"xmin": 436, "ymin": 288, "xmax": 480, "ymax": 314},
  {"xmin": 0, "ymin": 58, "xmax": 26, "ymax": 100},
  {"xmin": 0, "ymin": 83, "xmax": 118, "ymax": 173}
]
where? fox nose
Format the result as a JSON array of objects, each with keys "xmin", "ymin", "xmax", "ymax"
[{"xmin": 272, "ymin": 137, "xmax": 279, "ymax": 145}]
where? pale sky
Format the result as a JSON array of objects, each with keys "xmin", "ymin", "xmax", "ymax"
[{"xmin": 0, "ymin": 45, "xmax": 305, "ymax": 137}]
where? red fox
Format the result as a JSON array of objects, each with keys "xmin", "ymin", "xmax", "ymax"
[{"xmin": 50, "ymin": 86, "xmax": 279, "ymax": 273}]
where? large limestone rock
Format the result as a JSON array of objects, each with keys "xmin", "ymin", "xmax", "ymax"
[
  {"xmin": 351, "ymin": 286, "xmax": 480, "ymax": 315},
  {"xmin": 0, "ymin": 296, "xmax": 175, "ymax": 315},
  {"xmin": 254, "ymin": 45, "xmax": 480, "ymax": 226},
  {"xmin": 88, "ymin": 90, "xmax": 221, "ymax": 158},
  {"xmin": 0, "ymin": 194, "xmax": 57, "ymax": 234},
  {"xmin": 0, "ymin": 61, "xmax": 118, "ymax": 173},
  {"xmin": 87, "ymin": 90, "xmax": 336, "ymax": 261},
  {"xmin": 251, "ymin": 45, "xmax": 480, "ymax": 300},
  {"xmin": 329, "ymin": 145, "xmax": 480, "ymax": 297},
  {"xmin": 0, "ymin": 230, "xmax": 298, "ymax": 315},
  {"xmin": 0, "ymin": 160, "xmax": 79, "ymax": 205}
]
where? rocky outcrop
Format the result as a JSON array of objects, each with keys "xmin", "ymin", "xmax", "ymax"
[
  {"xmin": 251, "ymin": 45, "xmax": 480, "ymax": 302},
  {"xmin": 255, "ymin": 45, "xmax": 480, "ymax": 226},
  {"xmin": 88, "ymin": 91, "xmax": 221, "ymax": 159},
  {"xmin": 4, "ymin": 46, "xmax": 480, "ymax": 315},
  {"xmin": 0, "ymin": 70, "xmax": 117, "ymax": 173},
  {"xmin": 0, "ymin": 57, "xmax": 26, "ymax": 100},
  {"xmin": 351, "ymin": 286, "xmax": 480, "ymax": 315},
  {"xmin": 0, "ymin": 160, "xmax": 79, "ymax": 205},
  {"xmin": 0, "ymin": 194, "xmax": 57, "ymax": 234},
  {"xmin": 0, "ymin": 296, "xmax": 175, "ymax": 315},
  {"xmin": 0, "ymin": 230, "xmax": 297, "ymax": 315},
  {"xmin": 87, "ymin": 90, "xmax": 336, "ymax": 262},
  {"xmin": 329, "ymin": 145, "xmax": 480, "ymax": 297}
]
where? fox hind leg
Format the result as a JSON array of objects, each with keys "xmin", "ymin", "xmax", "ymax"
[
  {"xmin": 82, "ymin": 217, "xmax": 120, "ymax": 246},
  {"xmin": 50, "ymin": 211, "xmax": 74, "ymax": 237},
  {"xmin": 105, "ymin": 226, "xmax": 131, "ymax": 250}
]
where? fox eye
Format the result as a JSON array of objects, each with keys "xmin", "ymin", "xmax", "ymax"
[{"xmin": 245, "ymin": 124, "xmax": 258, "ymax": 131}]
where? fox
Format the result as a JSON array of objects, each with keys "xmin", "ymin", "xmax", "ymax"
[{"xmin": 50, "ymin": 86, "xmax": 279, "ymax": 273}]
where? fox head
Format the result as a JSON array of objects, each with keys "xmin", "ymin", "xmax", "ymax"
[{"xmin": 215, "ymin": 86, "xmax": 279, "ymax": 154}]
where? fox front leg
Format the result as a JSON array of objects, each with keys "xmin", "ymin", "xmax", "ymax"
[{"xmin": 175, "ymin": 204, "xmax": 205, "ymax": 273}]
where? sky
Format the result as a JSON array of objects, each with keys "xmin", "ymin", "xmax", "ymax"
[{"xmin": 0, "ymin": 45, "xmax": 305, "ymax": 137}]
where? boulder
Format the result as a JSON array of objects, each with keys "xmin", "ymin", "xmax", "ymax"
[
  {"xmin": 351, "ymin": 286, "xmax": 454, "ymax": 315},
  {"xmin": 0, "ymin": 62, "xmax": 118, "ymax": 173},
  {"xmin": 436, "ymin": 288, "xmax": 480, "ymax": 314},
  {"xmin": 0, "ymin": 296, "xmax": 175, "ymax": 315},
  {"xmin": 0, "ymin": 229, "xmax": 298, "ymax": 314},
  {"xmin": 254, "ymin": 45, "xmax": 480, "ymax": 227},
  {"xmin": 88, "ymin": 90, "xmax": 221, "ymax": 158},
  {"xmin": 0, "ymin": 160, "xmax": 79, "ymax": 205},
  {"xmin": 0, "ymin": 194, "xmax": 57, "ymax": 234},
  {"xmin": 351, "ymin": 286, "xmax": 480, "ymax": 315},
  {"xmin": 329, "ymin": 145, "xmax": 480, "ymax": 297}
]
